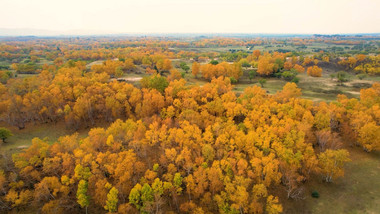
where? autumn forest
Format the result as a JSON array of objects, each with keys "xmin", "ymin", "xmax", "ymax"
[{"xmin": 0, "ymin": 34, "xmax": 379, "ymax": 214}]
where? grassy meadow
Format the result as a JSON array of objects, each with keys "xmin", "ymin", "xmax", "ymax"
[
  {"xmin": 283, "ymin": 147, "xmax": 380, "ymax": 214},
  {"xmin": 0, "ymin": 122, "xmax": 89, "ymax": 154}
]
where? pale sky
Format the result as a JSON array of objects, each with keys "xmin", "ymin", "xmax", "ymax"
[{"xmin": 1, "ymin": 0, "xmax": 379, "ymax": 35}]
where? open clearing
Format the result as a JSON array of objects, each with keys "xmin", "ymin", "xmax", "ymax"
[
  {"xmin": 184, "ymin": 70, "xmax": 378, "ymax": 102},
  {"xmin": 0, "ymin": 122, "xmax": 89, "ymax": 154},
  {"xmin": 283, "ymin": 147, "xmax": 380, "ymax": 214}
]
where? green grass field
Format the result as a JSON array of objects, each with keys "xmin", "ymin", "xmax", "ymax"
[
  {"xmin": 0, "ymin": 122, "xmax": 89, "ymax": 154},
  {"xmin": 283, "ymin": 147, "xmax": 380, "ymax": 214}
]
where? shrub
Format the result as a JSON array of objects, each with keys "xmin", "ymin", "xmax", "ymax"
[
  {"xmin": 180, "ymin": 62, "xmax": 190, "ymax": 73},
  {"xmin": 291, "ymin": 77, "xmax": 300, "ymax": 83},
  {"xmin": 239, "ymin": 59, "xmax": 251, "ymax": 68},
  {"xmin": 307, "ymin": 66, "xmax": 323, "ymax": 77},
  {"xmin": 210, "ymin": 60, "xmax": 219, "ymax": 65},
  {"xmin": 311, "ymin": 190, "xmax": 319, "ymax": 198},
  {"xmin": 336, "ymin": 71, "xmax": 349, "ymax": 85},
  {"xmin": 281, "ymin": 70, "xmax": 298, "ymax": 81},
  {"xmin": 0, "ymin": 127, "xmax": 12, "ymax": 143},
  {"xmin": 248, "ymin": 70, "xmax": 256, "ymax": 82}
]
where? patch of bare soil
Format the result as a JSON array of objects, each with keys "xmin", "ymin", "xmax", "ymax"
[{"xmin": 114, "ymin": 77, "xmax": 143, "ymax": 82}]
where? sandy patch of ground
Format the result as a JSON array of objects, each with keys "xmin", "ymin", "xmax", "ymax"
[
  {"xmin": 113, "ymin": 77, "xmax": 143, "ymax": 82},
  {"xmin": 17, "ymin": 145, "xmax": 29, "ymax": 149},
  {"xmin": 347, "ymin": 91, "xmax": 360, "ymax": 95}
]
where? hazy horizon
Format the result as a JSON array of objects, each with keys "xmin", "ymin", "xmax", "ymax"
[
  {"xmin": 1, "ymin": 0, "xmax": 380, "ymax": 36},
  {"xmin": 1, "ymin": 28, "xmax": 380, "ymax": 37}
]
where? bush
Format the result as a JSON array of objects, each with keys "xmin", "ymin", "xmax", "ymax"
[
  {"xmin": 274, "ymin": 72, "xmax": 282, "ymax": 79},
  {"xmin": 248, "ymin": 70, "xmax": 256, "ymax": 82},
  {"xmin": 281, "ymin": 70, "xmax": 298, "ymax": 81},
  {"xmin": 307, "ymin": 66, "xmax": 323, "ymax": 77},
  {"xmin": 210, "ymin": 60, "xmax": 219, "ymax": 65},
  {"xmin": 336, "ymin": 71, "xmax": 349, "ymax": 85},
  {"xmin": 311, "ymin": 190, "xmax": 319, "ymax": 198},
  {"xmin": 0, "ymin": 127, "xmax": 12, "ymax": 143},
  {"xmin": 291, "ymin": 77, "xmax": 299, "ymax": 83},
  {"xmin": 239, "ymin": 59, "xmax": 251, "ymax": 68},
  {"xmin": 180, "ymin": 62, "xmax": 190, "ymax": 73}
]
